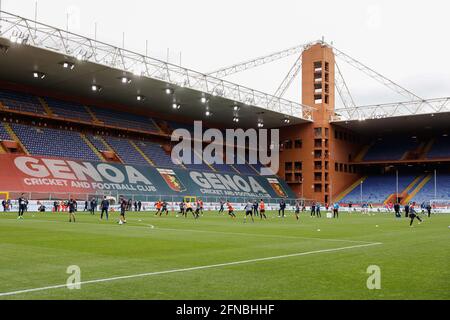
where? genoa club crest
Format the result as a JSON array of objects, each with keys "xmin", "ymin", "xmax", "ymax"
[
  {"xmin": 267, "ymin": 177, "xmax": 287, "ymax": 198},
  {"xmin": 157, "ymin": 168, "xmax": 186, "ymax": 192}
]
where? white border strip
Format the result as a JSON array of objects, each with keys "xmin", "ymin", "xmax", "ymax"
[
  {"xmin": 0, "ymin": 242, "xmax": 381, "ymax": 297},
  {"xmin": 1, "ymin": 218, "xmax": 377, "ymax": 244}
]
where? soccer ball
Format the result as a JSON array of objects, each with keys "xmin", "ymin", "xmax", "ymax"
[{"xmin": 119, "ymin": 220, "xmax": 123, "ymax": 225}]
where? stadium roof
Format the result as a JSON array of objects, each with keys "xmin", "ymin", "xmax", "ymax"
[
  {"xmin": 0, "ymin": 10, "xmax": 314, "ymax": 129},
  {"xmin": 332, "ymin": 109, "xmax": 450, "ymax": 136}
]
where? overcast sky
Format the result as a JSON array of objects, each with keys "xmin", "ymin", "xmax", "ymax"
[{"xmin": 2, "ymin": 0, "xmax": 449, "ymax": 107}]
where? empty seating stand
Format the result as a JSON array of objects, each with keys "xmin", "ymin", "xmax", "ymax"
[
  {"xmin": 135, "ymin": 141, "xmax": 181, "ymax": 169},
  {"xmin": 45, "ymin": 97, "xmax": 93, "ymax": 123},
  {"xmin": 181, "ymin": 149, "xmax": 213, "ymax": 172},
  {"xmin": 427, "ymin": 136, "xmax": 450, "ymax": 159},
  {"xmin": 341, "ymin": 175, "xmax": 415, "ymax": 204},
  {"xmin": 0, "ymin": 89, "xmax": 46, "ymax": 115},
  {"xmin": 86, "ymin": 134, "xmax": 109, "ymax": 152},
  {"xmin": 413, "ymin": 174, "xmax": 450, "ymax": 203},
  {"xmin": 0, "ymin": 122, "xmax": 12, "ymax": 141},
  {"xmin": 168, "ymin": 121, "xmax": 195, "ymax": 134},
  {"xmin": 210, "ymin": 163, "xmax": 237, "ymax": 174},
  {"xmin": 233, "ymin": 153, "xmax": 259, "ymax": 175},
  {"xmin": 11, "ymin": 123, "xmax": 98, "ymax": 161},
  {"xmin": 364, "ymin": 137, "xmax": 420, "ymax": 161},
  {"xmin": 234, "ymin": 163, "xmax": 258, "ymax": 175},
  {"xmin": 103, "ymin": 136, "xmax": 149, "ymax": 166},
  {"xmin": 90, "ymin": 106, "xmax": 158, "ymax": 133}
]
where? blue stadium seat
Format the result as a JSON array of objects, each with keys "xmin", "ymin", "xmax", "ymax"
[
  {"xmin": 412, "ymin": 174, "xmax": 450, "ymax": 203},
  {"xmin": 11, "ymin": 123, "xmax": 98, "ymax": 161},
  {"xmin": 0, "ymin": 122, "xmax": 12, "ymax": 141},
  {"xmin": 168, "ymin": 121, "xmax": 195, "ymax": 133},
  {"xmin": 182, "ymin": 149, "xmax": 213, "ymax": 172},
  {"xmin": 90, "ymin": 106, "xmax": 159, "ymax": 132},
  {"xmin": 364, "ymin": 137, "xmax": 419, "ymax": 161},
  {"xmin": 45, "ymin": 97, "xmax": 93, "ymax": 122},
  {"xmin": 230, "ymin": 153, "xmax": 259, "ymax": 175},
  {"xmin": 86, "ymin": 134, "xmax": 110, "ymax": 152},
  {"xmin": 341, "ymin": 175, "xmax": 416, "ymax": 204},
  {"xmin": 427, "ymin": 136, "xmax": 450, "ymax": 159},
  {"xmin": 103, "ymin": 136, "xmax": 149, "ymax": 166},
  {"xmin": 0, "ymin": 89, "xmax": 46, "ymax": 115},
  {"xmin": 211, "ymin": 162, "xmax": 238, "ymax": 174},
  {"xmin": 136, "ymin": 141, "xmax": 182, "ymax": 169}
]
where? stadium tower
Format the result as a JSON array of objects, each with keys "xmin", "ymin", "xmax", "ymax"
[{"xmin": 280, "ymin": 43, "xmax": 358, "ymax": 204}]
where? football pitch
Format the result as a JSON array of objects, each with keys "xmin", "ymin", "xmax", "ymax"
[{"xmin": 0, "ymin": 210, "xmax": 449, "ymax": 300}]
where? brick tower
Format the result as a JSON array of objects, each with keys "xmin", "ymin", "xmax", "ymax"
[{"xmin": 279, "ymin": 43, "xmax": 361, "ymax": 203}]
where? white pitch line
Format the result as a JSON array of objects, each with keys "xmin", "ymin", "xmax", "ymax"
[{"xmin": 0, "ymin": 242, "xmax": 382, "ymax": 297}]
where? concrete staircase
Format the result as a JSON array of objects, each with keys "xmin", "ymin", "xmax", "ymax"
[
  {"xmin": 129, "ymin": 141, "xmax": 155, "ymax": 166},
  {"xmin": 334, "ymin": 176, "xmax": 368, "ymax": 202},
  {"xmin": 80, "ymin": 133, "xmax": 105, "ymax": 162},
  {"xmin": 403, "ymin": 174, "xmax": 432, "ymax": 204},
  {"xmin": 38, "ymin": 97, "xmax": 54, "ymax": 116},
  {"xmin": 95, "ymin": 136, "xmax": 124, "ymax": 163},
  {"xmin": 3, "ymin": 123, "xmax": 29, "ymax": 155},
  {"xmin": 153, "ymin": 119, "xmax": 172, "ymax": 135},
  {"xmin": 150, "ymin": 118, "xmax": 164, "ymax": 133},
  {"xmin": 229, "ymin": 164, "xmax": 241, "ymax": 174},
  {"xmin": 192, "ymin": 148, "xmax": 216, "ymax": 172},
  {"xmin": 403, "ymin": 176, "xmax": 423, "ymax": 195},
  {"xmin": 421, "ymin": 139, "xmax": 435, "ymax": 158},
  {"xmin": 353, "ymin": 143, "xmax": 373, "ymax": 162},
  {"xmin": 84, "ymin": 106, "xmax": 101, "ymax": 123},
  {"xmin": 383, "ymin": 175, "xmax": 423, "ymax": 205}
]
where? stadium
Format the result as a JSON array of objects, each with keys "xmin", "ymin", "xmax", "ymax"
[{"xmin": 0, "ymin": 2, "xmax": 449, "ymax": 303}]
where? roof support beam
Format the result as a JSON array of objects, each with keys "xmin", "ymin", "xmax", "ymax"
[
  {"xmin": 328, "ymin": 43, "xmax": 423, "ymax": 102},
  {"xmin": 331, "ymin": 97, "xmax": 450, "ymax": 121},
  {"xmin": 335, "ymin": 61, "xmax": 357, "ymax": 109},
  {"xmin": 207, "ymin": 42, "xmax": 315, "ymax": 78},
  {"xmin": 273, "ymin": 54, "xmax": 303, "ymax": 98}
]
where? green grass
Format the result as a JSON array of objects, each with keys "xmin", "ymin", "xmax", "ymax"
[{"xmin": 0, "ymin": 210, "xmax": 449, "ymax": 300}]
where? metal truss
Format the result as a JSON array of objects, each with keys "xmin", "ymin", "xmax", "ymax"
[
  {"xmin": 0, "ymin": 11, "xmax": 315, "ymax": 121},
  {"xmin": 273, "ymin": 54, "xmax": 303, "ymax": 98},
  {"xmin": 328, "ymin": 43, "xmax": 423, "ymax": 102},
  {"xmin": 334, "ymin": 61, "xmax": 356, "ymax": 109},
  {"xmin": 331, "ymin": 98, "xmax": 450, "ymax": 122},
  {"xmin": 207, "ymin": 42, "xmax": 315, "ymax": 78}
]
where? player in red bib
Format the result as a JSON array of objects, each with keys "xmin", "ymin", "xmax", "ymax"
[
  {"xmin": 155, "ymin": 201, "xmax": 162, "ymax": 215},
  {"xmin": 227, "ymin": 202, "xmax": 236, "ymax": 219},
  {"xmin": 259, "ymin": 200, "xmax": 267, "ymax": 219}
]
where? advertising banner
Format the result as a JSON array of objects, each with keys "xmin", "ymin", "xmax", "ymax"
[{"xmin": 0, "ymin": 154, "xmax": 295, "ymax": 199}]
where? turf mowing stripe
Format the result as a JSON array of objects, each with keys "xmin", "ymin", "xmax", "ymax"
[
  {"xmin": 150, "ymin": 226, "xmax": 377, "ymax": 244},
  {"xmin": 1, "ymin": 217, "xmax": 377, "ymax": 244},
  {"xmin": 0, "ymin": 242, "xmax": 382, "ymax": 297}
]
